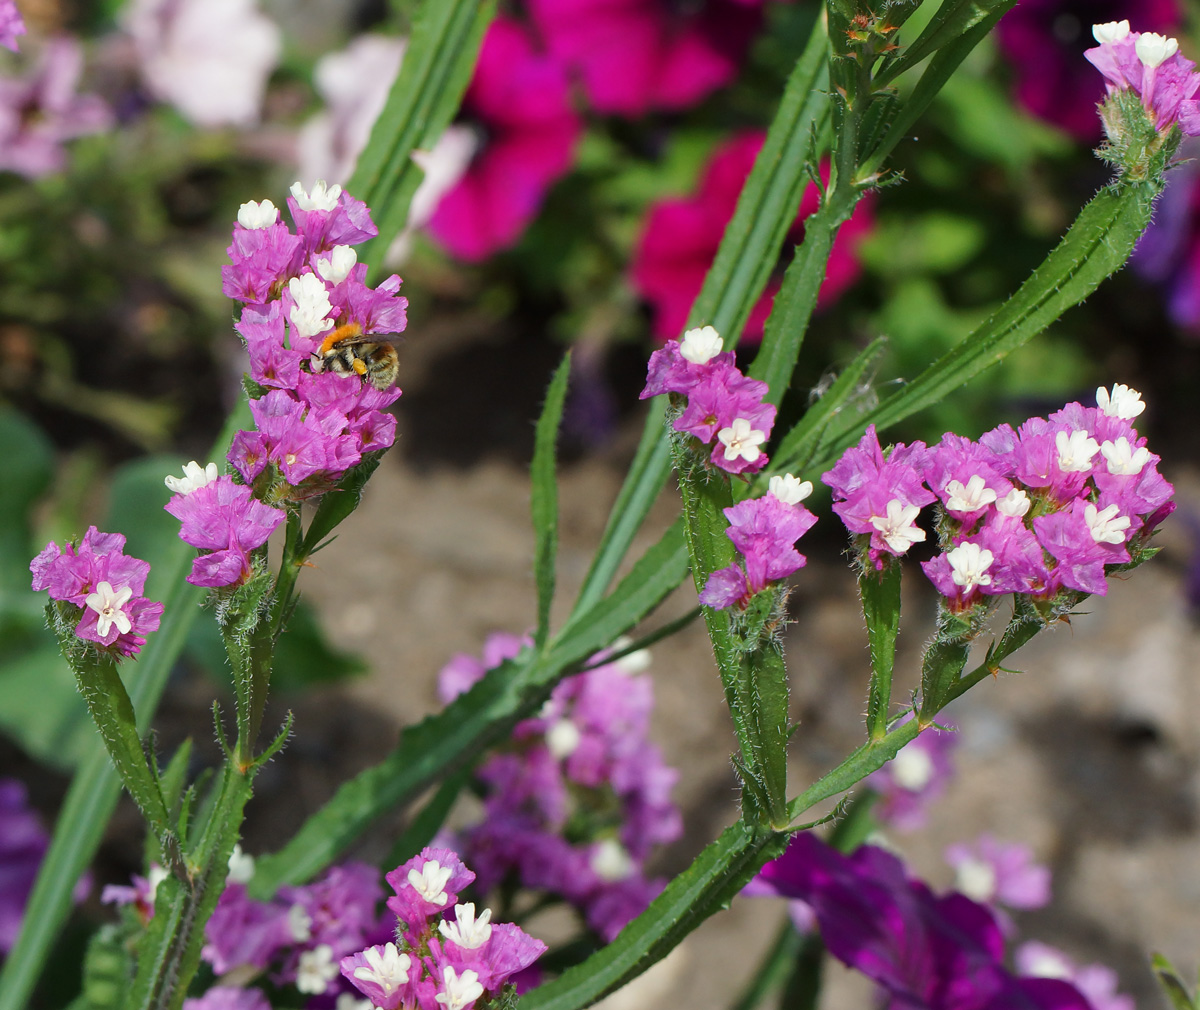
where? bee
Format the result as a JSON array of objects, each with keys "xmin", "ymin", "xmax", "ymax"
[{"xmin": 315, "ymin": 322, "xmax": 400, "ymax": 391}]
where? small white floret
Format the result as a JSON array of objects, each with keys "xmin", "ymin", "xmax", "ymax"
[
  {"xmin": 717, "ymin": 418, "xmax": 767, "ymax": 463},
  {"xmin": 315, "ymin": 245, "xmax": 358, "ymax": 285},
  {"xmin": 237, "ymin": 199, "xmax": 279, "ymax": 229},
  {"xmin": 1055, "ymin": 429, "xmax": 1100, "ymax": 473},
  {"xmin": 890, "ymin": 743, "xmax": 934, "ymax": 791},
  {"xmin": 290, "ymin": 179, "xmax": 343, "ymax": 211},
  {"xmin": 146, "ymin": 864, "xmax": 169, "ymax": 900},
  {"xmin": 85, "ymin": 581, "xmax": 134, "ymax": 637},
  {"xmin": 546, "ymin": 718, "xmax": 582, "ymax": 759},
  {"xmin": 612, "ymin": 636, "xmax": 652, "ymax": 674},
  {"xmin": 944, "ymin": 474, "xmax": 996, "ymax": 513},
  {"xmin": 165, "ymin": 460, "xmax": 219, "ymax": 495},
  {"xmin": 947, "ymin": 541, "xmax": 994, "ymax": 591},
  {"xmin": 996, "ymin": 488, "xmax": 1031, "ymax": 518},
  {"xmin": 1096, "ymin": 383, "xmax": 1145, "ymax": 419},
  {"xmin": 287, "ymin": 274, "xmax": 335, "ymax": 338},
  {"xmin": 408, "ymin": 859, "xmax": 453, "ymax": 905},
  {"xmin": 436, "ymin": 966, "xmax": 484, "ymax": 1010},
  {"xmin": 288, "ymin": 902, "xmax": 313, "ymax": 942},
  {"xmin": 352, "ymin": 942, "xmax": 412, "ymax": 995},
  {"xmin": 296, "ymin": 944, "xmax": 338, "ymax": 995},
  {"xmin": 954, "ymin": 856, "xmax": 998, "ymax": 903},
  {"xmin": 769, "ymin": 473, "xmax": 814, "ymax": 506},
  {"xmin": 438, "ymin": 903, "xmax": 493, "ymax": 949},
  {"xmin": 1022, "ymin": 947, "xmax": 1074, "ymax": 980},
  {"xmin": 590, "ymin": 839, "xmax": 635, "ymax": 882},
  {"xmin": 1100, "ymin": 437, "xmax": 1151, "ymax": 476},
  {"xmin": 336, "ymin": 995, "xmax": 374, "ymax": 1010},
  {"xmin": 869, "ymin": 499, "xmax": 926, "ymax": 554},
  {"xmin": 1092, "ymin": 20, "xmax": 1130, "ymax": 44},
  {"xmin": 226, "ymin": 844, "xmax": 255, "ymax": 884},
  {"xmin": 1136, "ymin": 32, "xmax": 1179, "ymax": 68},
  {"xmin": 1084, "ymin": 503, "xmax": 1131, "ymax": 544},
  {"xmin": 679, "ymin": 325, "xmax": 723, "ymax": 365}
]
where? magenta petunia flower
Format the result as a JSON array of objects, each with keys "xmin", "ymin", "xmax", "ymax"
[
  {"xmin": 427, "ymin": 17, "xmax": 582, "ymax": 261},
  {"xmin": 632, "ymin": 133, "xmax": 874, "ymax": 342},
  {"xmin": 0, "ymin": 0, "xmax": 25, "ymax": 52},
  {"xmin": 526, "ymin": 0, "xmax": 762, "ymax": 117},
  {"xmin": 0, "ymin": 36, "xmax": 113, "ymax": 179},
  {"xmin": 995, "ymin": 0, "xmax": 1181, "ymax": 139}
]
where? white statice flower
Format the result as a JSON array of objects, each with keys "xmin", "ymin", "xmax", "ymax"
[
  {"xmin": 890, "ymin": 743, "xmax": 934, "ymax": 791},
  {"xmin": 611, "ymin": 636, "xmax": 652, "ymax": 674},
  {"xmin": 352, "ymin": 943, "xmax": 412, "ymax": 996},
  {"xmin": 1084, "ymin": 503, "xmax": 1131, "ymax": 544},
  {"xmin": 315, "ymin": 245, "xmax": 358, "ymax": 285},
  {"xmin": 1100, "ymin": 437, "xmax": 1151, "ymax": 476},
  {"xmin": 996, "ymin": 488, "xmax": 1031, "ymax": 518},
  {"xmin": 146, "ymin": 864, "xmax": 169, "ymax": 900},
  {"xmin": 1092, "ymin": 20, "xmax": 1131, "ymax": 44},
  {"xmin": 947, "ymin": 542, "xmax": 994, "ymax": 591},
  {"xmin": 546, "ymin": 718, "xmax": 582, "ymax": 759},
  {"xmin": 290, "ymin": 180, "xmax": 343, "ymax": 213},
  {"xmin": 438, "ymin": 903, "xmax": 493, "ymax": 949},
  {"xmin": 1096, "ymin": 382, "xmax": 1146, "ymax": 419},
  {"xmin": 436, "ymin": 967, "xmax": 485, "ymax": 1010},
  {"xmin": 298, "ymin": 35, "xmax": 407, "ymax": 186},
  {"xmin": 226, "ymin": 844, "xmax": 255, "ymax": 884},
  {"xmin": 1054, "ymin": 429, "xmax": 1100, "ymax": 473},
  {"xmin": 679, "ymin": 325, "xmax": 723, "ymax": 364},
  {"xmin": 590, "ymin": 839, "xmax": 635, "ymax": 882},
  {"xmin": 296, "ymin": 945, "xmax": 338, "ymax": 995},
  {"xmin": 769, "ymin": 473, "xmax": 814, "ymax": 505},
  {"xmin": 287, "ymin": 274, "xmax": 334, "ymax": 337},
  {"xmin": 1136, "ymin": 32, "xmax": 1179, "ymax": 68},
  {"xmin": 164, "ymin": 460, "xmax": 219, "ymax": 495},
  {"xmin": 869, "ymin": 499, "xmax": 926, "ymax": 554},
  {"xmin": 408, "ymin": 859, "xmax": 453, "ymax": 905},
  {"xmin": 85, "ymin": 582, "xmax": 134, "ymax": 637},
  {"xmin": 122, "ymin": 0, "xmax": 281, "ymax": 128},
  {"xmin": 944, "ymin": 474, "xmax": 996, "ymax": 513},
  {"xmin": 954, "ymin": 855, "xmax": 998, "ymax": 903},
  {"xmin": 287, "ymin": 902, "xmax": 313, "ymax": 943},
  {"xmin": 237, "ymin": 199, "xmax": 278, "ymax": 230},
  {"xmin": 717, "ymin": 418, "xmax": 766, "ymax": 463},
  {"xmin": 336, "ymin": 995, "xmax": 374, "ymax": 1010}
]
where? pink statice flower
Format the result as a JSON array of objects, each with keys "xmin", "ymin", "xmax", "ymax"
[
  {"xmin": 164, "ymin": 473, "xmax": 285, "ymax": 588},
  {"xmin": 437, "ymin": 631, "xmax": 529, "ymax": 704},
  {"xmin": 700, "ymin": 474, "xmax": 818, "ymax": 610},
  {"xmin": 996, "ymin": 0, "xmax": 1180, "ymax": 139},
  {"xmin": 527, "ymin": 0, "xmax": 762, "ymax": 117},
  {"xmin": 121, "ymin": 0, "xmax": 281, "ymax": 128},
  {"xmin": 1016, "ymin": 941, "xmax": 1135, "ymax": 1010},
  {"xmin": 944, "ymin": 835, "xmax": 1051, "ymax": 914},
  {"xmin": 101, "ymin": 864, "xmax": 168, "ymax": 926},
  {"xmin": 632, "ymin": 133, "xmax": 874, "ymax": 342},
  {"xmin": 1, "ymin": 0, "xmax": 25, "ymax": 52},
  {"xmin": 182, "ymin": 989, "xmax": 270, "ymax": 1010},
  {"xmin": 428, "ymin": 17, "xmax": 582, "ymax": 261},
  {"xmin": 1085, "ymin": 19, "xmax": 1200, "ymax": 141},
  {"xmin": 0, "ymin": 36, "xmax": 113, "ymax": 178},
  {"xmin": 866, "ymin": 716, "xmax": 958, "ymax": 831},
  {"xmin": 30, "ymin": 527, "xmax": 163, "ymax": 657},
  {"xmin": 440, "ymin": 638, "xmax": 681, "ymax": 943}
]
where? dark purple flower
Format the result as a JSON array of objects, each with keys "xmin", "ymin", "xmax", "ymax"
[
  {"xmin": 1, "ymin": 780, "xmax": 56, "ymax": 952},
  {"xmin": 1016, "ymin": 942, "xmax": 1135, "ymax": 1010}
]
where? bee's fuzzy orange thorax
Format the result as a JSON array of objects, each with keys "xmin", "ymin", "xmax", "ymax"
[{"xmin": 320, "ymin": 321, "xmax": 363, "ymax": 354}]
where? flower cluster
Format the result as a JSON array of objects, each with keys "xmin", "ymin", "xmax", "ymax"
[
  {"xmin": 30, "ymin": 527, "xmax": 164, "ymax": 658},
  {"xmin": 1, "ymin": 0, "xmax": 25, "ymax": 52},
  {"xmin": 699, "ymin": 474, "xmax": 819, "ymax": 610},
  {"xmin": 748, "ymin": 833, "xmax": 1128, "ymax": 1010},
  {"xmin": 1086, "ymin": 20, "xmax": 1200, "ymax": 136},
  {"xmin": 641, "ymin": 325, "xmax": 777, "ymax": 475},
  {"xmin": 945, "ymin": 835, "xmax": 1051, "ymax": 919},
  {"xmin": 824, "ymin": 384, "xmax": 1174, "ymax": 610},
  {"xmin": 440, "ymin": 633, "xmax": 683, "ymax": 942}
]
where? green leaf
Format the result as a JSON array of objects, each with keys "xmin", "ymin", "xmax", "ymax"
[
  {"xmin": 350, "ymin": 0, "xmax": 497, "ymax": 274},
  {"xmin": 815, "ymin": 179, "xmax": 1161, "ymax": 468},
  {"xmin": 79, "ymin": 925, "xmax": 132, "ymax": 1010},
  {"xmin": 531, "ymin": 354, "xmax": 571, "ymax": 649},
  {"xmin": 917, "ymin": 634, "xmax": 971, "ymax": 725},
  {"xmin": 0, "ymin": 407, "xmax": 53, "ymax": 599},
  {"xmin": 860, "ymin": 561, "xmax": 902, "ymax": 741},
  {"xmin": 878, "ymin": 0, "xmax": 1016, "ymax": 85},
  {"xmin": 385, "ymin": 770, "xmax": 470, "ymax": 868},
  {"xmin": 1152, "ymin": 954, "xmax": 1199, "ymax": 1010},
  {"xmin": 519, "ymin": 822, "xmax": 787, "ymax": 1010},
  {"xmin": 300, "ymin": 454, "xmax": 384, "ymax": 558},
  {"xmin": 0, "ymin": 644, "xmax": 90, "ymax": 770}
]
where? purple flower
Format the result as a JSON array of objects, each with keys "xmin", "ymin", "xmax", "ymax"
[
  {"xmin": 1085, "ymin": 21, "xmax": 1200, "ymax": 135},
  {"xmin": 1, "ymin": 0, "xmax": 26, "ymax": 51},
  {"xmin": 751, "ymin": 834, "xmax": 1093, "ymax": 1010},
  {"xmin": 200, "ymin": 883, "xmax": 291, "ymax": 974},
  {"xmin": 0, "ymin": 36, "xmax": 113, "ymax": 178},
  {"xmin": 944, "ymin": 835, "xmax": 1051, "ymax": 913},
  {"xmin": 1133, "ymin": 138, "xmax": 1200, "ymax": 329},
  {"xmin": 1016, "ymin": 942, "xmax": 1135, "ymax": 1010},
  {"xmin": 164, "ymin": 475, "xmax": 285, "ymax": 588},
  {"xmin": 223, "ymin": 225, "xmax": 304, "ymax": 308},
  {"xmin": 182, "ymin": 988, "xmax": 271, "ymax": 1010},
  {"xmin": 31, "ymin": 527, "xmax": 163, "ymax": 657},
  {"xmin": 866, "ymin": 716, "xmax": 958, "ymax": 831},
  {"xmin": 0, "ymin": 780, "xmax": 71, "ymax": 952},
  {"xmin": 385, "ymin": 847, "xmax": 475, "ymax": 936},
  {"xmin": 339, "ymin": 942, "xmax": 414, "ymax": 1010}
]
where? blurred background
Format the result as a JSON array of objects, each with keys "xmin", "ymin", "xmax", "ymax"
[{"xmin": 2, "ymin": 0, "xmax": 1200, "ymax": 1006}]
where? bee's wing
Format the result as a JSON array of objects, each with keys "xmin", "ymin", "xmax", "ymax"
[{"xmin": 332, "ymin": 331, "xmax": 402, "ymax": 349}]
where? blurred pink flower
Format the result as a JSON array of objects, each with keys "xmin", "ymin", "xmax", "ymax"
[
  {"xmin": 632, "ymin": 131, "xmax": 874, "ymax": 342},
  {"xmin": 1, "ymin": 0, "xmax": 26, "ymax": 52},
  {"xmin": 427, "ymin": 17, "xmax": 582, "ymax": 261},
  {"xmin": 0, "ymin": 36, "xmax": 112, "ymax": 178},
  {"xmin": 526, "ymin": 0, "xmax": 762, "ymax": 117},
  {"xmin": 122, "ymin": 0, "xmax": 281, "ymax": 128}
]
